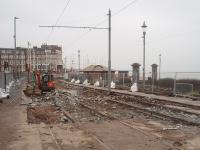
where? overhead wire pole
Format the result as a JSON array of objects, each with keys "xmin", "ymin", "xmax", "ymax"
[
  {"xmin": 14, "ymin": 17, "xmax": 18, "ymax": 51},
  {"xmin": 14, "ymin": 17, "xmax": 19, "ymax": 79},
  {"xmin": 158, "ymin": 54, "xmax": 161, "ymax": 89},
  {"xmin": 78, "ymin": 50, "xmax": 80, "ymax": 79},
  {"xmin": 108, "ymin": 9, "xmax": 111, "ymax": 94},
  {"xmin": 159, "ymin": 54, "xmax": 161, "ymax": 80},
  {"xmin": 27, "ymin": 42, "xmax": 30, "ymax": 83},
  {"xmin": 40, "ymin": 9, "xmax": 112, "ymax": 93},
  {"xmin": 63, "ymin": 0, "xmax": 139, "ymax": 50}
]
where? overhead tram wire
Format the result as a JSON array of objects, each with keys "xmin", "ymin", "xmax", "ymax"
[
  {"xmin": 46, "ymin": 0, "xmax": 71, "ymax": 42},
  {"xmin": 63, "ymin": 0, "xmax": 140, "ymax": 48},
  {"xmin": 40, "ymin": 25, "xmax": 108, "ymax": 30},
  {"xmin": 112, "ymin": 0, "xmax": 139, "ymax": 16},
  {"xmin": 54, "ymin": 0, "xmax": 71, "ymax": 26},
  {"xmin": 63, "ymin": 16, "xmax": 108, "ymax": 49}
]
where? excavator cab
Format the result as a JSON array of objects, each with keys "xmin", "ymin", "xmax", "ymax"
[{"xmin": 40, "ymin": 74, "xmax": 55, "ymax": 94}]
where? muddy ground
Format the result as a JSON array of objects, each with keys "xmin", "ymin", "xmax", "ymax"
[{"xmin": 0, "ymin": 81, "xmax": 200, "ymax": 150}]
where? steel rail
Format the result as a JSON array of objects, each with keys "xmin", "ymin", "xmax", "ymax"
[
  {"xmin": 107, "ymin": 99, "xmax": 200, "ymax": 126},
  {"xmin": 58, "ymin": 81, "xmax": 200, "ymax": 110}
]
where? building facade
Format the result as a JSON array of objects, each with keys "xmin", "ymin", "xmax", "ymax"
[
  {"xmin": 0, "ymin": 44, "xmax": 63, "ymax": 73},
  {"xmin": 31, "ymin": 44, "xmax": 63, "ymax": 72},
  {"xmin": 82, "ymin": 65, "xmax": 115, "ymax": 84},
  {"xmin": 0, "ymin": 47, "xmax": 27, "ymax": 72}
]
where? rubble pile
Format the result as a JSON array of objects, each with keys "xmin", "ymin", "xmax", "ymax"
[
  {"xmin": 78, "ymin": 91, "xmax": 137, "ymax": 120},
  {"xmin": 77, "ymin": 90, "xmax": 200, "ymax": 125},
  {"xmin": 81, "ymin": 88, "xmax": 106, "ymax": 97},
  {"xmin": 26, "ymin": 81, "xmax": 200, "ymax": 126},
  {"xmin": 26, "ymin": 90, "xmax": 72, "ymax": 124},
  {"xmin": 26, "ymin": 88, "xmax": 107, "ymax": 124}
]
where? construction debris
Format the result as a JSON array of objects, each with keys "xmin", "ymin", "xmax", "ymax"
[{"xmin": 27, "ymin": 105, "xmax": 60, "ymax": 124}]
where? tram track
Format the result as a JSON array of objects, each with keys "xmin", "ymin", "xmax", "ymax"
[{"xmin": 56, "ymin": 80, "xmax": 200, "ymax": 126}]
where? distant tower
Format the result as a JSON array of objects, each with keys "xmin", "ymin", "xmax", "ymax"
[{"xmin": 131, "ymin": 63, "xmax": 141, "ymax": 83}]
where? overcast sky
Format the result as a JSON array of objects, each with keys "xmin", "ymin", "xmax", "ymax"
[{"xmin": 0, "ymin": 0, "xmax": 200, "ymax": 73}]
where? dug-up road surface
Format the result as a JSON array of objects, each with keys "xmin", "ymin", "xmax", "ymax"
[
  {"xmin": 0, "ymin": 87, "xmax": 103, "ymax": 150},
  {"xmin": 0, "ymin": 83, "xmax": 200, "ymax": 150},
  {"xmin": 0, "ymin": 100, "xmax": 174, "ymax": 150}
]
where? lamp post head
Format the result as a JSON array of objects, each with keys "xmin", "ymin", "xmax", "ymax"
[
  {"xmin": 14, "ymin": 17, "xmax": 19, "ymax": 20},
  {"xmin": 141, "ymin": 21, "xmax": 147, "ymax": 33}
]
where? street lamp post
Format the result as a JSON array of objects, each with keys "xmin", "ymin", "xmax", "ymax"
[
  {"xmin": 14, "ymin": 17, "xmax": 19, "ymax": 78},
  {"xmin": 141, "ymin": 21, "xmax": 147, "ymax": 91},
  {"xmin": 14, "ymin": 17, "xmax": 19, "ymax": 50},
  {"xmin": 108, "ymin": 9, "xmax": 111, "ymax": 94}
]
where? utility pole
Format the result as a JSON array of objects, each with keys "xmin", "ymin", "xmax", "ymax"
[
  {"xmin": 39, "ymin": 9, "xmax": 111, "ymax": 92},
  {"xmin": 33, "ymin": 46, "xmax": 35, "ymax": 71},
  {"xmin": 64, "ymin": 56, "xmax": 68, "ymax": 80},
  {"xmin": 45, "ymin": 44, "xmax": 47, "ymax": 72},
  {"xmin": 14, "ymin": 17, "xmax": 19, "ymax": 52},
  {"xmin": 27, "ymin": 42, "xmax": 30, "ymax": 83},
  {"xmin": 159, "ymin": 54, "xmax": 161, "ymax": 80},
  {"xmin": 78, "ymin": 50, "xmax": 80, "ymax": 79},
  {"xmin": 173, "ymin": 72, "xmax": 177, "ymax": 95},
  {"xmin": 29, "ymin": 43, "xmax": 32, "ymax": 71},
  {"xmin": 108, "ymin": 9, "xmax": 111, "ymax": 94},
  {"xmin": 4, "ymin": 69, "xmax": 7, "ymax": 92},
  {"xmin": 64, "ymin": 56, "xmax": 67, "ymax": 70},
  {"xmin": 14, "ymin": 17, "xmax": 19, "ymax": 79},
  {"xmin": 152, "ymin": 72, "xmax": 154, "ymax": 93},
  {"xmin": 4, "ymin": 62, "xmax": 8, "ymax": 92}
]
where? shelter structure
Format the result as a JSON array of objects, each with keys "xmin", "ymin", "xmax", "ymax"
[{"xmin": 82, "ymin": 65, "xmax": 115, "ymax": 84}]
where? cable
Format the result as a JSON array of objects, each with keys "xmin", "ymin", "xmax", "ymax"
[
  {"xmin": 40, "ymin": 25, "xmax": 108, "ymax": 29},
  {"xmin": 112, "ymin": 0, "xmax": 139, "ymax": 17},
  {"xmin": 43, "ymin": 0, "xmax": 140, "ymax": 47},
  {"xmin": 55, "ymin": 0, "xmax": 71, "ymax": 26},
  {"xmin": 64, "ymin": 16, "xmax": 108, "ymax": 49},
  {"xmin": 65, "ymin": 30, "xmax": 92, "ymax": 49},
  {"xmin": 46, "ymin": 0, "xmax": 71, "ymax": 42},
  {"xmin": 64, "ymin": 0, "xmax": 140, "ymax": 48}
]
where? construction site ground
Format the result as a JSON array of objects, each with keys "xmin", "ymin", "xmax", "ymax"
[
  {"xmin": 65, "ymin": 81, "xmax": 200, "ymax": 108},
  {"xmin": 0, "ymin": 80, "xmax": 200, "ymax": 150}
]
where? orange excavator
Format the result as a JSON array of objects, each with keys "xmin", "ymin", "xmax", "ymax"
[{"xmin": 36, "ymin": 72, "xmax": 55, "ymax": 94}]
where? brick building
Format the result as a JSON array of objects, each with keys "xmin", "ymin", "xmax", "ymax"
[
  {"xmin": 31, "ymin": 44, "xmax": 63, "ymax": 72},
  {"xmin": 0, "ymin": 47, "xmax": 27, "ymax": 72},
  {"xmin": 0, "ymin": 44, "xmax": 63, "ymax": 73}
]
